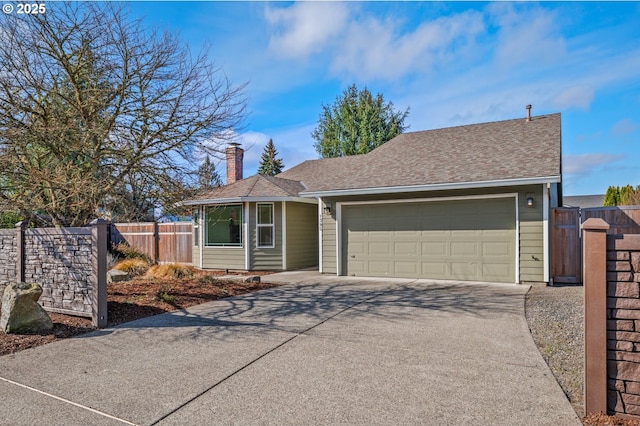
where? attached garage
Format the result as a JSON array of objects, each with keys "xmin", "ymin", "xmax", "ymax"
[{"xmin": 340, "ymin": 196, "xmax": 517, "ymax": 283}]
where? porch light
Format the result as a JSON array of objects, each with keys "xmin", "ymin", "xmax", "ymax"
[
  {"xmin": 323, "ymin": 206, "xmax": 331, "ymax": 215},
  {"xmin": 526, "ymin": 196, "xmax": 535, "ymax": 208}
]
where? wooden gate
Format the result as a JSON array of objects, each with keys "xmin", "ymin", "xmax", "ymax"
[{"xmin": 551, "ymin": 207, "xmax": 582, "ymax": 284}]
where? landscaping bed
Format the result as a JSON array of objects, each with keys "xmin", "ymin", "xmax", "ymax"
[{"xmin": 0, "ymin": 269, "xmax": 278, "ymax": 356}]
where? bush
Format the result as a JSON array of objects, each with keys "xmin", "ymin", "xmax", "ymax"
[
  {"xmin": 145, "ymin": 264, "xmax": 196, "ymax": 280},
  {"xmin": 110, "ymin": 242, "xmax": 152, "ymax": 263},
  {"xmin": 113, "ymin": 258, "xmax": 150, "ymax": 277},
  {"xmin": 155, "ymin": 287, "xmax": 177, "ymax": 303}
]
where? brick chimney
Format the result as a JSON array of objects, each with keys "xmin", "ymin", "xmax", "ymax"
[{"xmin": 225, "ymin": 143, "xmax": 244, "ymax": 184}]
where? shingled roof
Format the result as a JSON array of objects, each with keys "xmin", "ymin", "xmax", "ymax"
[
  {"xmin": 278, "ymin": 113, "xmax": 561, "ymax": 194},
  {"xmin": 185, "ymin": 113, "xmax": 561, "ymax": 204},
  {"xmin": 184, "ymin": 174, "xmax": 306, "ymax": 205}
]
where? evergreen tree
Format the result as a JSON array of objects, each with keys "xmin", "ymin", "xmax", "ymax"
[
  {"xmin": 197, "ymin": 156, "xmax": 222, "ymax": 190},
  {"xmin": 312, "ymin": 84, "xmax": 409, "ymax": 158},
  {"xmin": 603, "ymin": 186, "xmax": 621, "ymax": 206},
  {"xmin": 257, "ymin": 139, "xmax": 284, "ymax": 176}
]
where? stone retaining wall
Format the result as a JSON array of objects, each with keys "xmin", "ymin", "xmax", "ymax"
[
  {"xmin": 0, "ymin": 220, "xmax": 107, "ymax": 327},
  {"xmin": 606, "ymin": 234, "xmax": 640, "ymax": 417}
]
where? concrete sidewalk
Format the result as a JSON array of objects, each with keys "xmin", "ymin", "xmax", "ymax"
[{"xmin": 0, "ymin": 273, "xmax": 581, "ymax": 425}]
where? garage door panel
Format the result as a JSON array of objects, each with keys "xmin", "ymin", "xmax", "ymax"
[
  {"xmin": 368, "ymin": 242, "xmax": 391, "ymax": 255},
  {"xmin": 395, "ymin": 242, "xmax": 418, "ymax": 255},
  {"xmin": 395, "ymin": 261, "xmax": 418, "ymax": 275},
  {"xmin": 422, "ymin": 261, "xmax": 448, "ymax": 277},
  {"xmin": 422, "ymin": 241, "xmax": 447, "ymax": 256},
  {"xmin": 344, "ymin": 198, "xmax": 516, "ymax": 282},
  {"xmin": 482, "ymin": 241, "xmax": 512, "ymax": 257},
  {"xmin": 450, "ymin": 241, "xmax": 478, "ymax": 256},
  {"xmin": 450, "ymin": 262, "xmax": 478, "ymax": 279},
  {"xmin": 369, "ymin": 261, "xmax": 391, "ymax": 275}
]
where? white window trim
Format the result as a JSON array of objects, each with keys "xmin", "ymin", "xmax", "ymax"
[
  {"xmin": 204, "ymin": 204, "xmax": 244, "ymax": 248},
  {"xmin": 256, "ymin": 202, "xmax": 275, "ymax": 249}
]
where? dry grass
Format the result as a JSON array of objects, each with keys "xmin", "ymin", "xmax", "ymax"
[
  {"xmin": 144, "ymin": 263, "xmax": 196, "ymax": 280},
  {"xmin": 113, "ymin": 258, "xmax": 150, "ymax": 277}
]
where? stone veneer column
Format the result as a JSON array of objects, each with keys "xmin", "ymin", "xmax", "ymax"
[
  {"xmin": 91, "ymin": 219, "xmax": 108, "ymax": 328},
  {"xmin": 583, "ymin": 217, "xmax": 610, "ymax": 415},
  {"xmin": 14, "ymin": 221, "xmax": 27, "ymax": 283}
]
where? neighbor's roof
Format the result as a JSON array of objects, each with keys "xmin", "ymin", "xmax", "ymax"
[
  {"xmin": 278, "ymin": 113, "xmax": 562, "ymax": 195},
  {"xmin": 563, "ymin": 194, "xmax": 605, "ymax": 208},
  {"xmin": 183, "ymin": 174, "xmax": 307, "ymax": 205}
]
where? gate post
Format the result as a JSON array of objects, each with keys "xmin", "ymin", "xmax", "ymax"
[{"xmin": 582, "ymin": 217, "xmax": 610, "ymax": 415}]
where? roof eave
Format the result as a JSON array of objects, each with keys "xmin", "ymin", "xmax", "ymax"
[
  {"xmin": 300, "ymin": 176, "xmax": 562, "ymax": 198},
  {"xmin": 181, "ymin": 196, "xmax": 317, "ymax": 206}
]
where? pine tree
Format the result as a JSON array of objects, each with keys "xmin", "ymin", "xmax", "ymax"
[
  {"xmin": 197, "ymin": 156, "xmax": 222, "ymax": 190},
  {"xmin": 603, "ymin": 186, "xmax": 620, "ymax": 206},
  {"xmin": 257, "ymin": 139, "xmax": 284, "ymax": 176}
]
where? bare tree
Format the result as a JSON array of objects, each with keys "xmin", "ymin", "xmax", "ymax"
[{"xmin": 0, "ymin": 2, "xmax": 246, "ymax": 226}]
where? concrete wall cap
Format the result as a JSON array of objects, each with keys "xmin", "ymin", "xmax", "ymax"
[{"xmin": 582, "ymin": 217, "xmax": 610, "ymax": 230}]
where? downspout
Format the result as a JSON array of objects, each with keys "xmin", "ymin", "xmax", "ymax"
[
  {"xmin": 543, "ymin": 184, "xmax": 550, "ymax": 283},
  {"xmin": 318, "ymin": 197, "xmax": 323, "ymax": 273}
]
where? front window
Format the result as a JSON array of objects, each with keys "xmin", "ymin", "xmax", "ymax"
[
  {"xmin": 256, "ymin": 203, "xmax": 274, "ymax": 248},
  {"xmin": 205, "ymin": 205, "xmax": 243, "ymax": 247}
]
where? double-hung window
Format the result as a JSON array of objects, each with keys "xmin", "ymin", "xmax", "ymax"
[
  {"xmin": 205, "ymin": 205, "xmax": 243, "ymax": 247},
  {"xmin": 256, "ymin": 203, "xmax": 274, "ymax": 248}
]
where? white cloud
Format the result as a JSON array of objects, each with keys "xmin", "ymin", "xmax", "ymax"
[
  {"xmin": 563, "ymin": 153, "xmax": 624, "ymax": 175},
  {"xmin": 488, "ymin": 3, "xmax": 566, "ymax": 69},
  {"xmin": 550, "ymin": 86, "xmax": 595, "ymax": 110},
  {"xmin": 332, "ymin": 11, "xmax": 484, "ymax": 81},
  {"xmin": 265, "ymin": 2, "xmax": 350, "ymax": 58},
  {"xmin": 611, "ymin": 119, "xmax": 638, "ymax": 137}
]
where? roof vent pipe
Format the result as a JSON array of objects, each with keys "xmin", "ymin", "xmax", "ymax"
[{"xmin": 526, "ymin": 104, "xmax": 532, "ymax": 122}]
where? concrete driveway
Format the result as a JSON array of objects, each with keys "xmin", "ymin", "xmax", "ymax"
[{"xmin": 0, "ymin": 272, "xmax": 581, "ymax": 425}]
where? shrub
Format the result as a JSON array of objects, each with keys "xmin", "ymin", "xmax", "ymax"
[
  {"xmin": 113, "ymin": 258, "xmax": 150, "ymax": 277},
  {"xmin": 145, "ymin": 264, "xmax": 196, "ymax": 280},
  {"xmin": 155, "ymin": 287, "xmax": 177, "ymax": 303},
  {"xmin": 110, "ymin": 242, "xmax": 152, "ymax": 263}
]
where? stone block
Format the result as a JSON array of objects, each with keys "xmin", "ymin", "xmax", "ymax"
[
  {"xmin": 608, "ymin": 331, "xmax": 640, "ymax": 343},
  {"xmin": 612, "ymin": 309, "xmax": 640, "ymax": 320},
  {"xmin": 627, "ymin": 382, "xmax": 640, "ymax": 395},
  {"xmin": 609, "ymin": 320, "xmax": 635, "ymax": 331},
  {"xmin": 635, "ymin": 273, "xmax": 640, "ymax": 283},
  {"xmin": 610, "ymin": 379, "xmax": 626, "ymax": 392},
  {"xmin": 608, "ymin": 298, "xmax": 640, "ymax": 310},
  {"xmin": 610, "ymin": 261, "xmax": 632, "ymax": 271},
  {"xmin": 608, "ymin": 282, "xmax": 640, "ymax": 298},
  {"xmin": 626, "ymin": 404, "xmax": 640, "ymax": 416},
  {"xmin": 623, "ymin": 393, "xmax": 640, "ymax": 406},
  {"xmin": 613, "ymin": 351, "xmax": 640, "ymax": 363},
  {"xmin": 107, "ymin": 269, "xmax": 130, "ymax": 283},
  {"xmin": 632, "ymin": 252, "xmax": 640, "ymax": 273},
  {"xmin": 610, "ymin": 360, "xmax": 640, "ymax": 381},
  {"xmin": 608, "ymin": 272, "xmax": 634, "ymax": 282}
]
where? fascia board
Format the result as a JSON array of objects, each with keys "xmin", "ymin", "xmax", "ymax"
[{"xmin": 299, "ymin": 176, "xmax": 562, "ymax": 198}]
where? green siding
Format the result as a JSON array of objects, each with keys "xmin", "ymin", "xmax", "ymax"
[
  {"xmin": 285, "ymin": 202, "xmax": 318, "ymax": 269},
  {"xmin": 250, "ymin": 202, "xmax": 283, "ymax": 270},
  {"xmin": 201, "ymin": 247, "xmax": 245, "ymax": 270},
  {"xmin": 518, "ymin": 185, "xmax": 544, "ymax": 282},
  {"xmin": 192, "ymin": 247, "xmax": 200, "ymax": 268},
  {"xmin": 321, "ymin": 200, "xmax": 337, "ymax": 274}
]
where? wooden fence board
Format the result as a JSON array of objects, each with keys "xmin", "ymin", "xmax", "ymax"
[
  {"xmin": 551, "ymin": 207, "xmax": 581, "ymax": 283},
  {"xmin": 111, "ymin": 222, "xmax": 192, "ymax": 264}
]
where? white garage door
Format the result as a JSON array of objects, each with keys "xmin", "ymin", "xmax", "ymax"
[{"xmin": 342, "ymin": 198, "xmax": 516, "ymax": 282}]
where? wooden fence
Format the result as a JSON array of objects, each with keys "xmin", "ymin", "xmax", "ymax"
[
  {"xmin": 110, "ymin": 222, "xmax": 192, "ymax": 264},
  {"xmin": 551, "ymin": 206, "xmax": 640, "ymax": 284}
]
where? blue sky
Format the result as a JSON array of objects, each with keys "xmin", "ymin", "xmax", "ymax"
[{"xmin": 125, "ymin": 1, "xmax": 640, "ymax": 196}]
